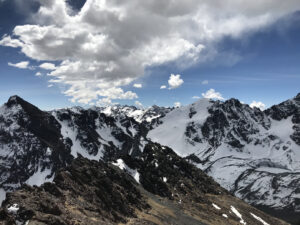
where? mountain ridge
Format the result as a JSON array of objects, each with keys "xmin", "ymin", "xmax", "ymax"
[{"xmin": 0, "ymin": 93, "xmax": 300, "ymax": 223}]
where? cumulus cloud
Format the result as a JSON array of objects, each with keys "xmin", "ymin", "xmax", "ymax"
[
  {"xmin": 168, "ymin": 74, "xmax": 184, "ymax": 89},
  {"xmin": 174, "ymin": 102, "xmax": 181, "ymax": 108},
  {"xmin": 250, "ymin": 100, "xmax": 266, "ymax": 110},
  {"xmin": 8, "ymin": 61, "xmax": 30, "ymax": 69},
  {"xmin": 160, "ymin": 85, "xmax": 167, "ymax": 89},
  {"xmin": 35, "ymin": 72, "xmax": 42, "ymax": 76},
  {"xmin": 202, "ymin": 80, "xmax": 209, "ymax": 85},
  {"xmin": 62, "ymin": 85, "xmax": 138, "ymax": 104},
  {"xmin": 0, "ymin": 35, "xmax": 24, "ymax": 48},
  {"xmin": 1, "ymin": 0, "xmax": 300, "ymax": 104},
  {"xmin": 133, "ymin": 83, "xmax": 142, "ymax": 88},
  {"xmin": 202, "ymin": 89, "xmax": 224, "ymax": 100},
  {"xmin": 39, "ymin": 63, "xmax": 56, "ymax": 70}
]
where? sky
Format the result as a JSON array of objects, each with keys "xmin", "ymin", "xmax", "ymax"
[{"xmin": 0, "ymin": 0, "xmax": 300, "ymax": 110}]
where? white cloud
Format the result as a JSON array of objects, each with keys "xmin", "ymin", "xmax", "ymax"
[
  {"xmin": 250, "ymin": 100, "xmax": 266, "ymax": 110},
  {"xmin": 133, "ymin": 83, "xmax": 142, "ymax": 88},
  {"xmin": 35, "ymin": 72, "xmax": 42, "ymax": 76},
  {"xmin": 1, "ymin": 0, "xmax": 299, "ymax": 104},
  {"xmin": 48, "ymin": 84, "xmax": 53, "ymax": 88},
  {"xmin": 39, "ymin": 63, "xmax": 56, "ymax": 70},
  {"xmin": 0, "ymin": 35, "xmax": 23, "ymax": 48},
  {"xmin": 202, "ymin": 80, "xmax": 209, "ymax": 85},
  {"xmin": 174, "ymin": 102, "xmax": 181, "ymax": 108},
  {"xmin": 202, "ymin": 89, "xmax": 224, "ymax": 100},
  {"xmin": 168, "ymin": 74, "xmax": 184, "ymax": 89},
  {"xmin": 96, "ymin": 98, "xmax": 113, "ymax": 106},
  {"xmin": 160, "ymin": 85, "xmax": 167, "ymax": 89},
  {"xmin": 192, "ymin": 96, "xmax": 201, "ymax": 99},
  {"xmin": 8, "ymin": 61, "xmax": 30, "ymax": 69},
  {"xmin": 135, "ymin": 100, "xmax": 143, "ymax": 108},
  {"xmin": 62, "ymin": 84, "xmax": 138, "ymax": 104}
]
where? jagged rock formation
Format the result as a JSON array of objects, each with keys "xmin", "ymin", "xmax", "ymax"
[
  {"xmin": 0, "ymin": 96, "xmax": 72, "ymax": 195},
  {"xmin": 0, "ymin": 143, "xmax": 288, "ymax": 225},
  {"xmin": 0, "ymin": 94, "xmax": 300, "ymax": 223}
]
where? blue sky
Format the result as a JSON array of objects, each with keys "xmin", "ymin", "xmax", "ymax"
[{"xmin": 0, "ymin": 0, "xmax": 299, "ymax": 110}]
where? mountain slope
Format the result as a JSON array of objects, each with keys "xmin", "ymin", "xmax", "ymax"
[
  {"xmin": 0, "ymin": 96, "xmax": 151, "ymax": 201},
  {"xmin": 0, "ymin": 143, "xmax": 288, "ymax": 225},
  {"xmin": 0, "ymin": 96, "xmax": 72, "ymax": 197},
  {"xmin": 148, "ymin": 93, "xmax": 300, "ymax": 223}
]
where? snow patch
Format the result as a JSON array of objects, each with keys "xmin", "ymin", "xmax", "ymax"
[
  {"xmin": 212, "ymin": 203, "xmax": 221, "ymax": 210},
  {"xmin": 231, "ymin": 206, "xmax": 246, "ymax": 225},
  {"xmin": 54, "ymin": 112, "xmax": 103, "ymax": 160},
  {"xmin": 148, "ymin": 98, "xmax": 212, "ymax": 156},
  {"xmin": 112, "ymin": 159, "xmax": 140, "ymax": 183},
  {"xmin": 250, "ymin": 213, "xmax": 270, "ymax": 225},
  {"xmin": 25, "ymin": 166, "xmax": 54, "ymax": 187},
  {"xmin": 7, "ymin": 204, "xmax": 19, "ymax": 214}
]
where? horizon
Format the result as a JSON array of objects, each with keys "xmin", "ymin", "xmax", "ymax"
[
  {"xmin": 2, "ymin": 91, "xmax": 299, "ymax": 112},
  {"xmin": 0, "ymin": 1, "xmax": 300, "ymax": 110}
]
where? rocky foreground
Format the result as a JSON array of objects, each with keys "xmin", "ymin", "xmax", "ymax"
[{"xmin": 0, "ymin": 144, "xmax": 288, "ymax": 225}]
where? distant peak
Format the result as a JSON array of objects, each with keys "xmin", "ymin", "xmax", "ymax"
[
  {"xmin": 8, "ymin": 95, "xmax": 21, "ymax": 101},
  {"xmin": 225, "ymin": 98, "xmax": 242, "ymax": 106},
  {"xmin": 295, "ymin": 93, "xmax": 300, "ymax": 100},
  {"xmin": 5, "ymin": 95, "xmax": 42, "ymax": 116},
  {"xmin": 6, "ymin": 95, "xmax": 26, "ymax": 107}
]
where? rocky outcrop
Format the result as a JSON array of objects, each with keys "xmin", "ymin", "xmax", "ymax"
[
  {"xmin": 120, "ymin": 143, "xmax": 225, "ymax": 201},
  {"xmin": 0, "ymin": 156, "xmax": 149, "ymax": 225}
]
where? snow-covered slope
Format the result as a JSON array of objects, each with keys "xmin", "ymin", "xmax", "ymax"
[
  {"xmin": 99, "ymin": 104, "xmax": 172, "ymax": 125},
  {"xmin": 148, "ymin": 98, "xmax": 213, "ymax": 156},
  {"xmin": 148, "ymin": 93, "xmax": 300, "ymax": 221},
  {"xmin": 51, "ymin": 106, "xmax": 148, "ymax": 159}
]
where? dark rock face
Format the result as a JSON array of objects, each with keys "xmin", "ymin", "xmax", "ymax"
[
  {"xmin": 201, "ymin": 98, "xmax": 269, "ymax": 148},
  {"xmin": 120, "ymin": 143, "xmax": 225, "ymax": 201},
  {"xmin": 0, "ymin": 96, "xmax": 72, "ymax": 192},
  {"xmin": 0, "ymin": 156, "xmax": 149, "ymax": 225},
  {"xmin": 265, "ymin": 95, "xmax": 300, "ymax": 146}
]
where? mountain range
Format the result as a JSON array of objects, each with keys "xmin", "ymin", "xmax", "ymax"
[{"xmin": 0, "ymin": 93, "xmax": 299, "ymax": 224}]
